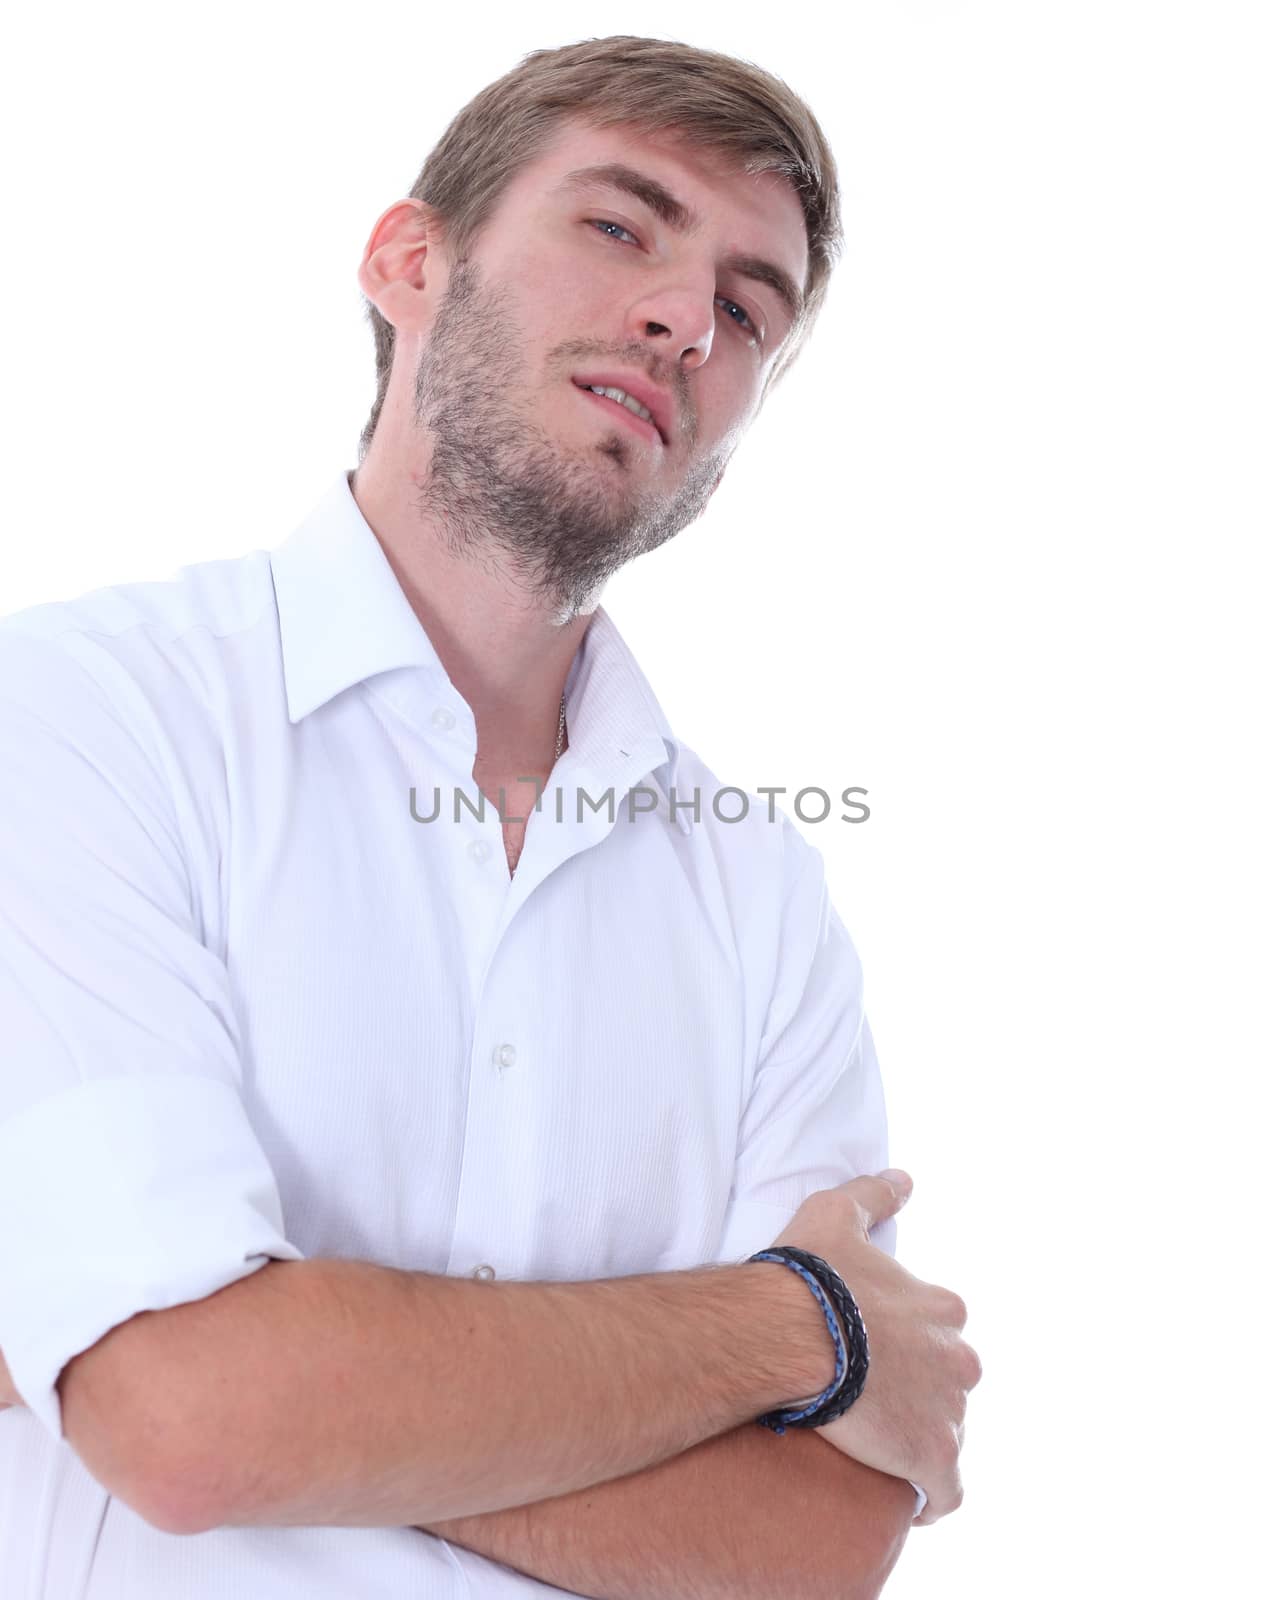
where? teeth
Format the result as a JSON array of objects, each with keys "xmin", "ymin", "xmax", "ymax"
[{"xmin": 587, "ymin": 384, "xmax": 655, "ymax": 427}]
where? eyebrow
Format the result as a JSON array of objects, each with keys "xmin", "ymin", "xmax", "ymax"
[{"xmin": 555, "ymin": 162, "xmax": 806, "ymax": 329}]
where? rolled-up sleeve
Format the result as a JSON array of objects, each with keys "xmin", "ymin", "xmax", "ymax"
[
  {"xmin": 0, "ymin": 625, "xmax": 303, "ymax": 1444},
  {"xmin": 715, "ymin": 823, "xmax": 926, "ymax": 1515},
  {"xmin": 715, "ymin": 820, "xmax": 896, "ymax": 1265}
]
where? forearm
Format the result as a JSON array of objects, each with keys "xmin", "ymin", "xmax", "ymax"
[
  {"xmin": 59, "ymin": 1255, "xmax": 836, "ymax": 1537},
  {"xmin": 421, "ymin": 1421, "xmax": 915, "ymax": 1600}
]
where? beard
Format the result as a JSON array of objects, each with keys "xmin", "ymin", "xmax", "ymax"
[{"xmin": 410, "ymin": 257, "xmax": 728, "ymax": 620}]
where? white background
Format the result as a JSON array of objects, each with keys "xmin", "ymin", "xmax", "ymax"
[{"xmin": 2, "ymin": 3, "xmax": 1267, "ymax": 1594}]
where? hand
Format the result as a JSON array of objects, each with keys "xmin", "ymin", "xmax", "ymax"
[
  {"xmin": 0, "ymin": 1347, "xmax": 23, "ymax": 1411},
  {"xmin": 766, "ymin": 1172, "xmax": 981, "ymax": 1525}
]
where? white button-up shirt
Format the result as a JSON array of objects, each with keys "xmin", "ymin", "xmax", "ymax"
[{"xmin": 0, "ymin": 470, "xmax": 897, "ymax": 1597}]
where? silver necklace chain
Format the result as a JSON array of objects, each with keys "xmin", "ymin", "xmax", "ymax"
[{"xmin": 554, "ymin": 692, "xmax": 567, "ymax": 763}]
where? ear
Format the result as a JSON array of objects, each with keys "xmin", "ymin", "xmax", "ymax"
[{"xmin": 357, "ymin": 199, "xmax": 444, "ymax": 335}]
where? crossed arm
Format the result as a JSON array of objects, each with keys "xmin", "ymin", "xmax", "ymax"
[
  {"xmin": 1, "ymin": 1348, "xmax": 912, "ymax": 1600},
  {"xmin": 415, "ymin": 1417, "xmax": 915, "ymax": 1600}
]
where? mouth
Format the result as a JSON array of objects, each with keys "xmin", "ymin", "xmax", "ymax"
[{"xmin": 571, "ymin": 380, "xmax": 666, "ymax": 448}]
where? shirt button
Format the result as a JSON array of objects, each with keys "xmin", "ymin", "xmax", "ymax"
[
  {"xmin": 493, "ymin": 1042, "xmax": 517, "ymax": 1070},
  {"xmin": 472, "ymin": 1264, "xmax": 496, "ymax": 1280},
  {"xmin": 468, "ymin": 838, "xmax": 491, "ymax": 864},
  {"xmin": 431, "ymin": 706, "xmax": 456, "ymax": 731}
]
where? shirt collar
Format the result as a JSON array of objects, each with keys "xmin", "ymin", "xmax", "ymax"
[{"xmin": 269, "ymin": 470, "xmax": 682, "ymax": 793}]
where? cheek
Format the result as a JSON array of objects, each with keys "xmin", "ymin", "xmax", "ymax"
[
  {"xmin": 521, "ymin": 239, "xmax": 633, "ymax": 329},
  {"xmin": 694, "ymin": 389, "xmax": 757, "ymax": 463},
  {"xmin": 557, "ymin": 266, "xmax": 626, "ymax": 332}
]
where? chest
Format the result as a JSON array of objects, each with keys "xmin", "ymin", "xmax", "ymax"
[
  {"xmin": 219, "ymin": 743, "xmax": 752, "ymax": 1284},
  {"xmin": 472, "ymin": 769, "xmax": 546, "ymax": 877}
]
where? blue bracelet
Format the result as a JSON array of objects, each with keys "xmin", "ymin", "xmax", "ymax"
[{"xmin": 748, "ymin": 1246, "xmax": 869, "ymax": 1434}]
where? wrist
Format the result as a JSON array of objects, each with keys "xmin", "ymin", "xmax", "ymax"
[{"xmin": 739, "ymin": 1260, "xmax": 839, "ymax": 1403}]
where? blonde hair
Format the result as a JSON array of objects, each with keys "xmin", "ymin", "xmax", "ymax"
[{"xmin": 359, "ymin": 35, "xmax": 842, "ymax": 461}]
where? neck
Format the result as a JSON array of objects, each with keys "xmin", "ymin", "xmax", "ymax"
[{"xmin": 349, "ymin": 454, "xmax": 588, "ymax": 773}]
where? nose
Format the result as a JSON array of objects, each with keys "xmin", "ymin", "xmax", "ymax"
[
  {"xmin": 627, "ymin": 287, "xmax": 715, "ymax": 372},
  {"xmin": 644, "ymin": 321, "xmax": 712, "ymax": 374}
]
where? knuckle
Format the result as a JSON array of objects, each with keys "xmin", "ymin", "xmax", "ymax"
[
  {"xmin": 939, "ymin": 1288, "xmax": 969, "ymax": 1327},
  {"xmin": 960, "ymin": 1342, "xmax": 984, "ymax": 1389}
]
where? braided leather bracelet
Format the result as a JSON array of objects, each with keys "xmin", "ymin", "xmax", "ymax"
[{"xmin": 747, "ymin": 1245, "xmax": 870, "ymax": 1434}]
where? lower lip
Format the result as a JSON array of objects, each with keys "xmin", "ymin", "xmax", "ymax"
[{"xmin": 574, "ymin": 384, "xmax": 664, "ymax": 447}]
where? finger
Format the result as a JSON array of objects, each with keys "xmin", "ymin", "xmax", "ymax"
[
  {"xmin": 918, "ymin": 1464, "xmax": 963, "ymax": 1524},
  {"xmin": 841, "ymin": 1169, "xmax": 913, "ymax": 1230}
]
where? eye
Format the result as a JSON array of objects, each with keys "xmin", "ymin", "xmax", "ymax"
[
  {"xmin": 589, "ymin": 218, "xmax": 640, "ymax": 245},
  {"xmin": 717, "ymin": 296, "xmax": 759, "ymax": 338}
]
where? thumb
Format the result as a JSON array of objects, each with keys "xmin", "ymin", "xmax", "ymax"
[{"xmin": 843, "ymin": 1167, "xmax": 913, "ymax": 1231}]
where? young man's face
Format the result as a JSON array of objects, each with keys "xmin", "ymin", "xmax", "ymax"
[
  {"xmin": 366, "ymin": 116, "xmax": 810, "ymax": 613},
  {"xmin": 456, "ymin": 117, "xmax": 810, "ymax": 480}
]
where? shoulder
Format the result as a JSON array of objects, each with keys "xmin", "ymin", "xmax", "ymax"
[
  {"xmin": 0, "ymin": 551, "xmax": 281, "ymax": 908},
  {"xmin": 671, "ymin": 737, "xmax": 832, "ymax": 896},
  {"xmin": 668, "ymin": 737, "xmax": 859, "ymax": 984},
  {"xmin": 0, "ymin": 546, "xmax": 278, "ymax": 740}
]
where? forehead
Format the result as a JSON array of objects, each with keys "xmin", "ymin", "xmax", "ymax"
[{"xmin": 504, "ymin": 118, "xmax": 810, "ymax": 288}]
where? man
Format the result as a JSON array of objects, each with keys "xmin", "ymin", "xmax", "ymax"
[{"xmin": 0, "ymin": 35, "xmax": 979, "ymax": 1599}]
